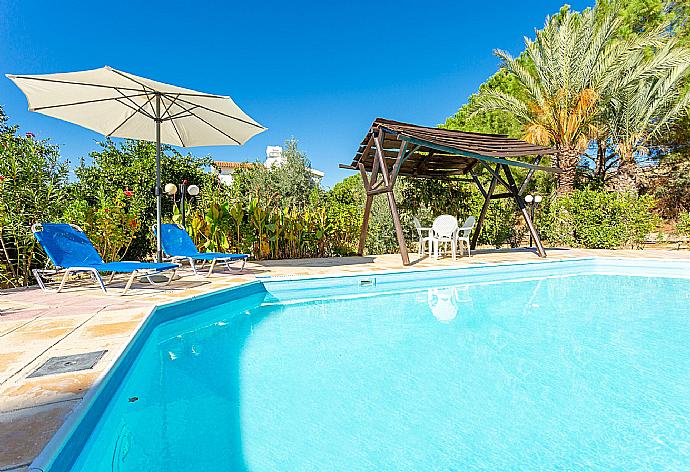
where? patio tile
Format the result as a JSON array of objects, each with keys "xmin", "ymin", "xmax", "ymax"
[
  {"xmin": 0, "ymin": 352, "xmax": 29, "ymax": 383},
  {"xmin": 0, "ymin": 371, "xmax": 100, "ymax": 411},
  {"xmin": 3, "ymin": 318, "xmax": 86, "ymax": 344},
  {"xmin": 0, "ymin": 319, "xmax": 33, "ymax": 337},
  {"xmin": 79, "ymin": 320, "xmax": 143, "ymax": 339},
  {"xmin": 0, "ymin": 400, "xmax": 79, "ymax": 471}
]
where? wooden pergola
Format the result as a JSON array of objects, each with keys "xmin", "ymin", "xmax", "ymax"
[{"xmin": 339, "ymin": 118, "xmax": 561, "ymax": 265}]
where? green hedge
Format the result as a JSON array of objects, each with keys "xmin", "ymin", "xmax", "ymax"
[
  {"xmin": 540, "ymin": 189, "xmax": 658, "ymax": 249},
  {"xmin": 677, "ymin": 213, "xmax": 690, "ymax": 236}
]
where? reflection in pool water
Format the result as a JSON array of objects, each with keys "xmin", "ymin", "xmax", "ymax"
[
  {"xmin": 427, "ymin": 287, "xmax": 460, "ymax": 322},
  {"xmin": 427, "ymin": 285, "xmax": 473, "ymax": 322}
]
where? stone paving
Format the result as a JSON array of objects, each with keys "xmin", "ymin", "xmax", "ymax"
[{"xmin": 1, "ymin": 248, "xmax": 689, "ymax": 471}]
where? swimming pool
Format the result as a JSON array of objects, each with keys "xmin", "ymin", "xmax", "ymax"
[{"xmin": 31, "ymin": 258, "xmax": 690, "ymax": 471}]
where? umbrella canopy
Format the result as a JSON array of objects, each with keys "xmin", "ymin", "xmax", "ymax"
[{"xmin": 7, "ymin": 66, "xmax": 266, "ymax": 261}]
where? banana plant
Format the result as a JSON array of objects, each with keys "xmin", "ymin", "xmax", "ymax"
[
  {"xmin": 266, "ymin": 208, "xmax": 286, "ymax": 259},
  {"xmin": 203, "ymin": 202, "xmax": 230, "ymax": 252},
  {"xmin": 248, "ymin": 198, "xmax": 269, "ymax": 259},
  {"xmin": 187, "ymin": 210, "xmax": 206, "ymax": 246},
  {"xmin": 171, "ymin": 203, "xmax": 182, "ymax": 225},
  {"xmin": 227, "ymin": 201, "xmax": 245, "ymax": 253}
]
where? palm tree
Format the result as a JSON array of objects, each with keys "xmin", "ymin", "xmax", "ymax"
[
  {"xmin": 471, "ymin": 7, "xmax": 626, "ymax": 193},
  {"xmin": 604, "ymin": 39, "xmax": 690, "ymax": 192}
]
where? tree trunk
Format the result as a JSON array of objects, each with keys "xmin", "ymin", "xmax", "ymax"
[
  {"xmin": 610, "ymin": 152, "xmax": 639, "ymax": 193},
  {"xmin": 556, "ymin": 148, "xmax": 581, "ymax": 194},
  {"xmin": 595, "ymin": 140, "xmax": 607, "ymax": 182}
]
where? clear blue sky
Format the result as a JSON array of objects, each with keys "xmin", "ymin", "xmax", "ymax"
[{"xmin": 0, "ymin": 0, "xmax": 592, "ymax": 187}]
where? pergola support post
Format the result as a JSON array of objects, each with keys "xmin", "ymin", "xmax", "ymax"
[
  {"xmin": 358, "ymin": 194, "xmax": 373, "ymax": 256},
  {"xmin": 387, "ymin": 191, "xmax": 409, "ymax": 265},
  {"xmin": 471, "ymin": 165, "xmax": 499, "ymax": 250},
  {"xmin": 501, "ymin": 164, "xmax": 546, "ymax": 257},
  {"xmin": 356, "ymin": 128, "xmax": 411, "ymax": 265}
]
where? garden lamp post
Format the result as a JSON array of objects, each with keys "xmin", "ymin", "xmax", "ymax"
[
  {"xmin": 524, "ymin": 194, "xmax": 543, "ymax": 248},
  {"xmin": 165, "ymin": 180, "xmax": 200, "ymax": 228}
]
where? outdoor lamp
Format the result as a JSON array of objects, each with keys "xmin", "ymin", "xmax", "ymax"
[
  {"xmin": 525, "ymin": 195, "xmax": 534, "ymax": 203},
  {"xmin": 166, "ymin": 180, "xmax": 200, "ymax": 228},
  {"xmin": 534, "ymin": 195, "xmax": 543, "ymax": 204}
]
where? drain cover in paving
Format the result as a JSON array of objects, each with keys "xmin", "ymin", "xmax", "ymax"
[{"xmin": 28, "ymin": 350, "xmax": 107, "ymax": 378}]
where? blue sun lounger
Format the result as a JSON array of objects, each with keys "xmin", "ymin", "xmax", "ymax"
[
  {"xmin": 32, "ymin": 223, "xmax": 179, "ymax": 295},
  {"xmin": 157, "ymin": 223, "xmax": 248, "ymax": 276}
]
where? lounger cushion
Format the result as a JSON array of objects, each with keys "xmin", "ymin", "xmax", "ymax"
[
  {"xmin": 90, "ymin": 262, "xmax": 179, "ymax": 273},
  {"xmin": 159, "ymin": 224, "xmax": 248, "ymax": 262},
  {"xmin": 33, "ymin": 223, "xmax": 104, "ymax": 268}
]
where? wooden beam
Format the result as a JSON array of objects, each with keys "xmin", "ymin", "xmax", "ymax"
[
  {"xmin": 471, "ymin": 165, "xmax": 500, "ymax": 250},
  {"xmin": 407, "ymin": 174, "xmax": 458, "ymax": 181},
  {"xmin": 502, "ymin": 164, "xmax": 546, "ymax": 257},
  {"xmin": 358, "ymin": 194, "xmax": 374, "ymax": 256},
  {"xmin": 490, "ymin": 192, "xmax": 514, "ymax": 199},
  {"xmin": 391, "ymin": 142, "xmax": 420, "ymax": 183},
  {"xmin": 370, "ymin": 178, "xmax": 386, "ymax": 191},
  {"xmin": 470, "ymin": 171, "xmax": 487, "ymax": 198},
  {"xmin": 369, "ymin": 134, "xmax": 381, "ymax": 188},
  {"xmin": 360, "ymin": 136, "xmax": 373, "ymax": 162},
  {"xmin": 386, "ymin": 190, "xmax": 410, "ymax": 265},
  {"xmin": 373, "ymin": 130, "xmax": 392, "ymax": 188},
  {"xmin": 412, "ymin": 149, "xmax": 435, "ymax": 177},
  {"xmin": 479, "ymin": 161, "xmax": 512, "ymax": 191},
  {"xmin": 518, "ymin": 155, "xmax": 542, "ymax": 195},
  {"xmin": 391, "ymin": 140, "xmax": 408, "ymax": 184},
  {"xmin": 399, "ymin": 135, "xmax": 562, "ymax": 173},
  {"xmin": 366, "ymin": 186, "xmax": 394, "ymax": 196},
  {"xmin": 358, "ymin": 163, "xmax": 371, "ymax": 192}
]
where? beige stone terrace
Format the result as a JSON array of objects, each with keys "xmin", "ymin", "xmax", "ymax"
[{"xmin": 1, "ymin": 248, "xmax": 690, "ymax": 471}]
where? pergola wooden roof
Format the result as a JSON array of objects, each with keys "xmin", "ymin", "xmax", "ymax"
[
  {"xmin": 341, "ymin": 118, "xmax": 558, "ymax": 179},
  {"xmin": 340, "ymin": 118, "xmax": 561, "ymax": 265}
]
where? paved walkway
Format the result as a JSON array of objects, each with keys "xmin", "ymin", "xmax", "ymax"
[{"xmin": 1, "ymin": 248, "xmax": 689, "ymax": 471}]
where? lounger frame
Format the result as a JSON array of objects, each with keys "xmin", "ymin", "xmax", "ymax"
[{"xmin": 174, "ymin": 255, "xmax": 246, "ymax": 277}]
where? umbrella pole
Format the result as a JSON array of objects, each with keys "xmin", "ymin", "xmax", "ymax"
[{"xmin": 155, "ymin": 93, "xmax": 163, "ymax": 263}]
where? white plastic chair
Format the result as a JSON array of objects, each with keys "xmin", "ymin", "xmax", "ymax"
[
  {"xmin": 457, "ymin": 216, "xmax": 476, "ymax": 257},
  {"xmin": 413, "ymin": 217, "xmax": 434, "ymax": 256},
  {"xmin": 430, "ymin": 215, "xmax": 459, "ymax": 260}
]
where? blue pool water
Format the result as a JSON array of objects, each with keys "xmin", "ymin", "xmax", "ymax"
[{"xmin": 36, "ymin": 260, "xmax": 690, "ymax": 471}]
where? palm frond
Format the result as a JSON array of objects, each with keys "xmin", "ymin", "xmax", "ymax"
[{"xmin": 469, "ymin": 90, "xmax": 533, "ymax": 124}]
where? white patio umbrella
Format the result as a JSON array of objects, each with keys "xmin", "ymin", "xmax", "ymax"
[{"xmin": 7, "ymin": 66, "xmax": 265, "ymax": 261}]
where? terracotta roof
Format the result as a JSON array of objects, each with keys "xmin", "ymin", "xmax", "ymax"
[
  {"xmin": 341, "ymin": 118, "xmax": 561, "ymax": 179},
  {"xmin": 214, "ymin": 161, "xmax": 256, "ymax": 169}
]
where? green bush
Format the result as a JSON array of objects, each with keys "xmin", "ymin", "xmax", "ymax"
[
  {"xmin": 677, "ymin": 213, "xmax": 690, "ymax": 236},
  {"xmin": 63, "ymin": 189, "xmax": 140, "ymax": 262},
  {"xmin": 73, "ymin": 139, "xmax": 215, "ymax": 260},
  {"xmin": 227, "ymin": 138, "xmax": 318, "ymax": 208},
  {"xmin": 540, "ymin": 189, "xmax": 658, "ymax": 249},
  {"xmin": 0, "ymin": 126, "xmax": 68, "ymax": 287}
]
